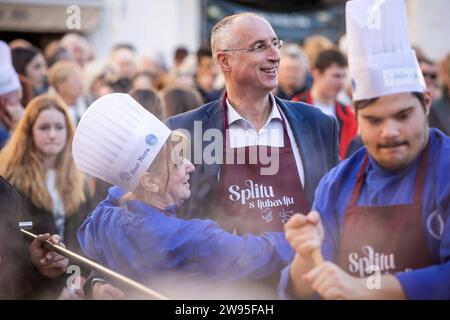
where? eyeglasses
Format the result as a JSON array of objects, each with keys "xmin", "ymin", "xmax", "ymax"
[{"xmin": 220, "ymin": 39, "xmax": 283, "ymax": 54}]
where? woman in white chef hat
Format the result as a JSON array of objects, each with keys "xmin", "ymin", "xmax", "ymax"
[
  {"xmin": 73, "ymin": 93, "xmax": 293, "ymax": 298},
  {"xmin": 280, "ymin": 0, "xmax": 450, "ymax": 300}
]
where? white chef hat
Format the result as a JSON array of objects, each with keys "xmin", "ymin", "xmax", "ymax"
[
  {"xmin": 72, "ymin": 93, "xmax": 171, "ymax": 191},
  {"xmin": 0, "ymin": 40, "xmax": 21, "ymax": 96},
  {"xmin": 346, "ymin": 0, "xmax": 426, "ymax": 101}
]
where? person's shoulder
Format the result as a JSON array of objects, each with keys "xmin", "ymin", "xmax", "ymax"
[
  {"xmin": 430, "ymin": 128, "xmax": 450, "ymax": 150},
  {"xmin": 0, "ymin": 176, "xmax": 24, "ymax": 221},
  {"xmin": 430, "ymin": 129, "xmax": 450, "ymax": 169},
  {"xmin": 430, "ymin": 96, "xmax": 448, "ymax": 110},
  {"xmin": 91, "ymin": 186, "xmax": 127, "ymax": 218},
  {"xmin": 278, "ymin": 97, "xmax": 315, "ymax": 115},
  {"xmin": 0, "ymin": 175, "xmax": 15, "ymax": 195},
  {"xmin": 166, "ymin": 100, "xmax": 220, "ymax": 129},
  {"xmin": 320, "ymin": 147, "xmax": 366, "ymax": 188},
  {"xmin": 277, "ymin": 97, "xmax": 334, "ymax": 123},
  {"xmin": 428, "ymin": 129, "xmax": 450, "ymax": 219}
]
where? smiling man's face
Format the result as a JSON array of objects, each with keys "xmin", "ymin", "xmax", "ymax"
[{"xmin": 225, "ymin": 16, "xmax": 281, "ymax": 94}]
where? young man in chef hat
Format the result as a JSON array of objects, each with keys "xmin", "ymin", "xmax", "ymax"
[{"xmin": 280, "ymin": 0, "xmax": 450, "ymax": 300}]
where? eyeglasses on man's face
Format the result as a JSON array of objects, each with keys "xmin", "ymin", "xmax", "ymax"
[{"xmin": 220, "ymin": 39, "xmax": 283, "ymax": 54}]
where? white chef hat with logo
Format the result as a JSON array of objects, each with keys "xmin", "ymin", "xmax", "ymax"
[
  {"xmin": 73, "ymin": 93, "xmax": 171, "ymax": 191},
  {"xmin": 346, "ymin": 0, "xmax": 426, "ymax": 101},
  {"xmin": 0, "ymin": 40, "xmax": 21, "ymax": 96}
]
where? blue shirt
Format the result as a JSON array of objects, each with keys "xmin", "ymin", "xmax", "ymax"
[
  {"xmin": 0, "ymin": 125, "xmax": 10, "ymax": 149},
  {"xmin": 279, "ymin": 129, "xmax": 450, "ymax": 300},
  {"xmin": 78, "ymin": 186, "xmax": 293, "ymax": 289}
]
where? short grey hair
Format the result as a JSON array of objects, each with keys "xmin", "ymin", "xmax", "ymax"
[{"xmin": 210, "ymin": 12, "xmax": 262, "ymax": 62}]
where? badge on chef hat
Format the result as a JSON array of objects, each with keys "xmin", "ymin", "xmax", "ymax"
[
  {"xmin": 346, "ymin": 0, "xmax": 426, "ymax": 101},
  {"xmin": 73, "ymin": 93, "xmax": 172, "ymax": 191}
]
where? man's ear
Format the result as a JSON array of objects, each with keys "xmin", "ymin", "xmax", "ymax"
[
  {"xmin": 139, "ymin": 172, "xmax": 160, "ymax": 193},
  {"xmin": 216, "ymin": 52, "xmax": 231, "ymax": 72}
]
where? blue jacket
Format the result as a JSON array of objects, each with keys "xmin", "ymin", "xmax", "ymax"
[
  {"xmin": 0, "ymin": 125, "xmax": 10, "ymax": 149},
  {"xmin": 78, "ymin": 186, "xmax": 293, "ymax": 288},
  {"xmin": 279, "ymin": 129, "xmax": 450, "ymax": 300},
  {"xmin": 166, "ymin": 96, "xmax": 340, "ymax": 222}
]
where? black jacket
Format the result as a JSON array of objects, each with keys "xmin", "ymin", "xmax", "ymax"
[
  {"xmin": 19, "ymin": 192, "xmax": 93, "ymax": 257},
  {"xmin": 0, "ymin": 176, "xmax": 64, "ymax": 299},
  {"xmin": 429, "ymin": 92, "xmax": 450, "ymax": 135}
]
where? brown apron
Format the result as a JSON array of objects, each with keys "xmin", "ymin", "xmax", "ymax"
[
  {"xmin": 339, "ymin": 145, "xmax": 435, "ymax": 277},
  {"xmin": 218, "ymin": 96, "xmax": 309, "ymax": 235}
]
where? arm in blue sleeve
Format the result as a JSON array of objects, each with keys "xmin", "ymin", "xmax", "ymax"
[
  {"xmin": 396, "ymin": 187, "xmax": 450, "ymax": 300},
  {"xmin": 396, "ymin": 262, "xmax": 450, "ymax": 300},
  {"xmin": 127, "ymin": 213, "xmax": 293, "ymax": 282},
  {"xmin": 277, "ymin": 169, "xmax": 344, "ymax": 299},
  {"xmin": 196, "ymin": 226, "xmax": 293, "ymax": 281},
  {"xmin": 312, "ymin": 169, "xmax": 342, "ymax": 263},
  {"xmin": 0, "ymin": 126, "xmax": 10, "ymax": 149}
]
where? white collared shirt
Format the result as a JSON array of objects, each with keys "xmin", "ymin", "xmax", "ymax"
[
  {"xmin": 225, "ymin": 94, "xmax": 305, "ymax": 187},
  {"xmin": 314, "ymin": 102, "xmax": 336, "ymax": 119},
  {"xmin": 46, "ymin": 169, "xmax": 65, "ymax": 240}
]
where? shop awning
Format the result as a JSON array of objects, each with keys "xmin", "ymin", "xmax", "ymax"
[{"xmin": 0, "ymin": 0, "xmax": 102, "ymax": 33}]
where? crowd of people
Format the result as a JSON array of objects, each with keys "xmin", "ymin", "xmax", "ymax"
[{"xmin": 0, "ymin": 0, "xmax": 449, "ymax": 300}]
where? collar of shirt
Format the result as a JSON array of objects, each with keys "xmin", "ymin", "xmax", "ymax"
[
  {"xmin": 315, "ymin": 103, "xmax": 337, "ymax": 119},
  {"xmin": 226, "ymin": 94, "xmax": 284, "ymax": 148},
  {"xmin": 46, "ymin": 169, "xmax": 65, "ymax": 238}
]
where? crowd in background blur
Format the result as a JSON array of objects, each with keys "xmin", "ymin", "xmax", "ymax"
[
  {"xmin": 0, "ymin": 29, "xmax": 449, "ymax": 299},
  {"xmin": 3, "ymin": 31, "xmax": 450, "ymax": 134}
]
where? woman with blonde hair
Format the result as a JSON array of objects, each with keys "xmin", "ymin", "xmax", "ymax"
[{"xmin": 0, "ymin": 94, "xmax": 91, "ymax": 254}]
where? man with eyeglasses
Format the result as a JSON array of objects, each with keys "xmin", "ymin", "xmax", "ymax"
[
  {"xmin": 165, "ymin": 13, "xmax": 338, "ymax": 298},
  {"xmin": 167, "ymin": 13, "xmax": 338, "ymax": 238},
  {"xmin": 77, "ymin": 12, "xmax": 338, "ymax": 301}
]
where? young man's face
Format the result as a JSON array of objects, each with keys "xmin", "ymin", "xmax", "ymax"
[
  {"xmin": 197, "ymin": 56, "xmax": 218, "ymax": 89},
  {"xmin": 198, "ymin": 56, "xmax": 218, "ymax": 80},
  {"xmin": 313, "ymin": 63, "xmax": 346, "ymax": 100},
  {"xmin": 357, "ymin": 92, "xmax": 431, "ymax": 171}
]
